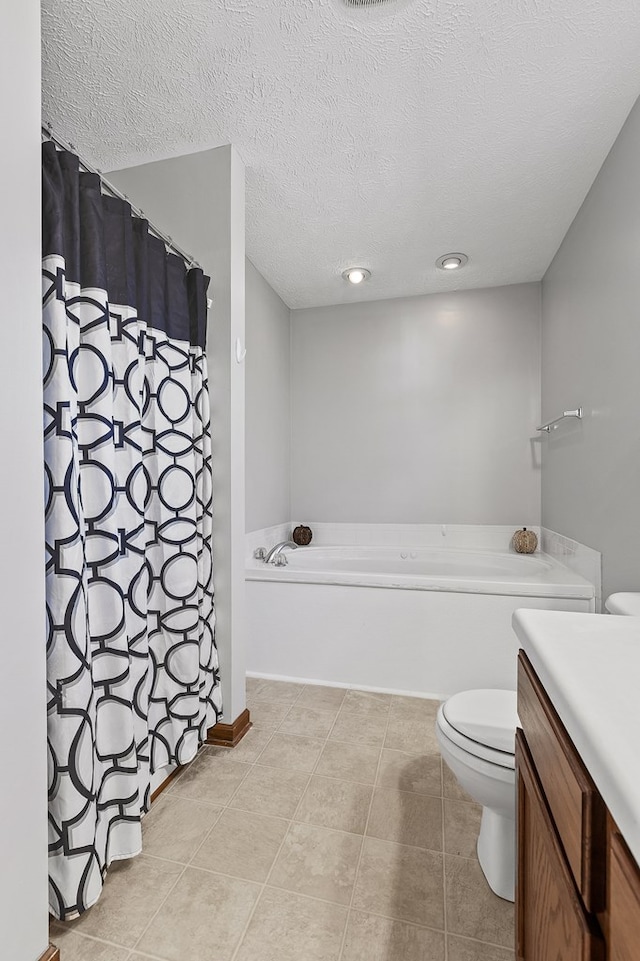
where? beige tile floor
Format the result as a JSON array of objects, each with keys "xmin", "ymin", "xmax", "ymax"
[{"xmin": 50, "ymin": 679, "xmax": 515, "ymax": 961}]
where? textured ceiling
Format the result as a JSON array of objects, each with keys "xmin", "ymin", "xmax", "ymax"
[{"xmin": 42, "ymin": 0, "xmax": 640, "ymax": 308}]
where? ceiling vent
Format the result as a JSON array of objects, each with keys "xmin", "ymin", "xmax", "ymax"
[{"xmin": 334, "ymin": 0, "xmax": 417, "ymax": 17}]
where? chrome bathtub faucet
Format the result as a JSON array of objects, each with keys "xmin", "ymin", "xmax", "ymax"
[{"xmin": 264, "ymin": 540, "xmax": 299, "ymax": 564}]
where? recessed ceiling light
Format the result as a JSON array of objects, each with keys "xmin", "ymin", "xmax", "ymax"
[
  {"xmin": 436, "ymin": 253, "xmax": 469, "ymax": 270},
  {"xmin": 342, "ymin": 267, "xmax": 371, "ymax": 284}
]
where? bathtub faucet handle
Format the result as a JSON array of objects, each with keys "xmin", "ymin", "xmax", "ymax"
[
  {"xmin": 253, "ymin": 547, "xmax": 267, "ymax": 561},
  {"xmin": 273, "ymin": 554, "xmax": 288, "ymax": 567}
]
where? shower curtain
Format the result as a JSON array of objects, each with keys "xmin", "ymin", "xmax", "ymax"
[{"xmin": 42, "ymin": 141, "xmax": 222, "ymax": 920}]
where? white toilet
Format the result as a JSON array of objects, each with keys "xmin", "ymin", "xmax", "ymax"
[
  {"xmin": 436, "ymin": 592, "xmax": 640, "ymax": 903},
  {"xmin": 603, "ymin": 592, "xmax": 640, "ymax": 616},
  {"xmin": 436, "ymin": 689, "xmax": 519, "ymax": 901}
]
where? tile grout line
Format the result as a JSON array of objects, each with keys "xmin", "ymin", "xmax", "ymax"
[
  {"xmin": 54, "ymin": 762, "xmax": 213, "ymax": 960},
  {"xmin": 58, "ymin": 872, "xmax": 453, "ymax": 957},
  {"xmin": 126, "ymin": 948, "xmax": 181, "ymax": 961},
  {"xmin": 144, "ymin": 794, "xmax": 482, "ymax": 879},
  {"xmin": 226, "ymin": 684, "xmax": 349, "ymax": 961},
  {"xmin": 247, "ymin": 723, "xmax": 503, "ymax": 952},
  {"xmin": 335, "ymin": 699, "xmax": 394, "ymax": 961},
  {"xmin": 127, "ymin": 772, "xmax": 235, "ymax": 957},
  {"xmin": 138, "ymin": 694, "xmax": 440, "ymax": 958},
  {"xmin": 59, "ymin": 688, "xmax": 495, "ymax": 961},
  {"xmin": 250, "ymin": 881, "xmax": 446, "ymax": 926},
  {"xmin": 123, "ymin": 685, "xmax": 300, "ymax": 957},
  {"xmin": 142, "ymin": 804, "xmax": 461, "ymax": 851},
  {"xmin": 223, "ymin": 689, "xmax": 401, "ymax": 960},
  {"xmin": 124, "ymin": 845, "xmax": 453, "ymax": 933},
  {"xmin": 50, "ymin": 927, "xmax": 151, "ymax": 952},
  {"xmin": 128, "ymin": 857, "xmax": 191, "ymax": 955},
  {"xmin": 126, "ymin": 685, "xmax": 311, "ymax": 959},
  {"xmin": 447, "ymin": 930, "xmax": 518, "ymax": 951}
]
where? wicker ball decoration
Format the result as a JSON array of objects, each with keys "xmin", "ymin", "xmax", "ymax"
[
  {"xmin": 512, "ymin": 527, "xmax": 538, "ymax": 554},
  {"xmin": 292, "ymin": 525, "xmax": 313, "ymax": 546}
]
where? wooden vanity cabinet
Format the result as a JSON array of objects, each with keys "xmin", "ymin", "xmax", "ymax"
[
  {"xmin": 516, "ymin": 729, "xmax": 604, "ymax": 961},
  {"xmin": 517, "ymin": 654, "xmax": 606, "ymax": 913},
  {"xmin": 608, "ymin": 829, "xmax": 640, "ymax": 961},
  {"xmin": 516, "ymin": 651, "xmax": 640, "ymax": 961}
]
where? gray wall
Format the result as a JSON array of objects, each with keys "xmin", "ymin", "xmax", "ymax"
[
  {"xmin": 245, "ymin": 260, "xmax": 291, "ymax": 531},
  {"xmin": 110, "ymin": 146, "xmax": 249, "ymax": 723},
  {"xmin": 291, "ymin": 283, "xmax": 541, "ymax": 524},
  {"xmin": 542, "ymin": 96, "xmax": 640, "ymax": 599},
  {"xmin": 1, "ymin": 1, "xmax": 49, "ymax": 956}
]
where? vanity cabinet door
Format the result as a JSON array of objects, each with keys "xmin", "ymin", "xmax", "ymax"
[
  {"xmin": 516, "ymin": 731, "xmax": 604, "ymax": 961},
  {"xmin": 518, "ymin": 652, "xmax": 606, "ymax": 912},
  {"xmin": 608, "ymin": 830, "xmax": 640, "ymax": 961}
]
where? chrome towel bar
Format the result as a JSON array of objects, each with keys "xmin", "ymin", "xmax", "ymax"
[{"xmin": 537, "ymin": 408, "xmax": 583, "ymax": 433}]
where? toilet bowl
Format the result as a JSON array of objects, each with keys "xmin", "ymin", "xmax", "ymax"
[
  {"xmin": 436, "ymin": 592, "xmax": 640, "ymax": 902},
  {"xmin": 436, "ymin": 689, "xmax": 519, "ymax": 901}
]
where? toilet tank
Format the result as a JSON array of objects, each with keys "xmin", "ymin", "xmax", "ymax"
[{"xmin": 605, "ymin": 593, "xmax": 640, "ymax": 615}]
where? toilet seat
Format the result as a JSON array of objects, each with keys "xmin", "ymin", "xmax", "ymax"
[
  {"xmin": 437, "ymin": 689, "xmax": 518, "ymax": 770},
  {"xmin": 438, "ymin": 709, "xmax": 515, "ymax": 769}
]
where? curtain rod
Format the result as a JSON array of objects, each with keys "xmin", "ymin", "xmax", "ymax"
[{"xmin": 41, "ymin": 123, "xmax": 204, "ymax": 273}]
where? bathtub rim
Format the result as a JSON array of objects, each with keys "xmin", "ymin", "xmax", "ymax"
[{"xmin": 246, "ymin": 546, "xmax": 595, "ymax": 601}]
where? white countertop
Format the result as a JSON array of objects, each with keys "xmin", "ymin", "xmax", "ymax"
[{"xmin": 513, "ymin": 608, "xmax": 640, "ymax": 866}]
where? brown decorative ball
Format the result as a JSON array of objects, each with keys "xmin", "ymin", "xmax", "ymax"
[
  {"xmin": 512, "ymin": 527, "xmax": 538, "ymax": 554},
  {"xmin": 292, "ymin": 525, "xmax": 312, "ymax": 546}
]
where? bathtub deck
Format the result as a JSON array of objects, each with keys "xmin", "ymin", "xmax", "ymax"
[{"xmin": 50, "ymin": 679, "xmax": 515, "ymax": 961}]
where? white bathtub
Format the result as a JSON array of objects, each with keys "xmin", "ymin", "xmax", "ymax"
[{"xmin": 246, "ymin": 537, "xmax": 596, "ymax": 698}]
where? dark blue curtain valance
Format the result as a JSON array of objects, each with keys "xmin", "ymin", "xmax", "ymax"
[{"xmin": 41, "ymin": 141, "xmax": 209, "ymax": 349}]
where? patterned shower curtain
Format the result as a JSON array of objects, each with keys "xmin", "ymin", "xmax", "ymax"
[{"xmin": 42, "ymin": 141, "xmax": 222, "ymax": 920}]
